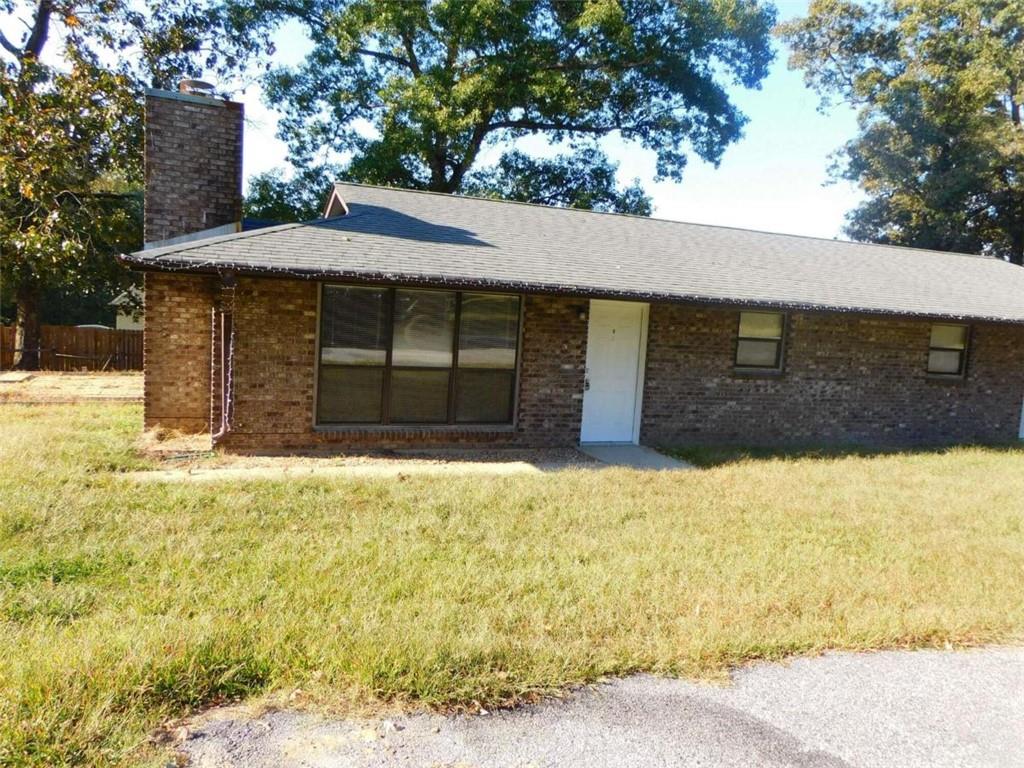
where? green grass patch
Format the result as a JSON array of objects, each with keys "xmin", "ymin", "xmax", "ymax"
[
  {"xmin": 664, "ymin": 442, "xmax": 1024, "ymax": 468},
  {"xmin": 2, "ymin": 403, "xmax": 1024, "ymax": 766}
]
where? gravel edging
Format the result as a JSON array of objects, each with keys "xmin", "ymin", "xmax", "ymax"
[{"xmin": 175, "ymin": 647, "xmax": 1024, "ymax": 768}]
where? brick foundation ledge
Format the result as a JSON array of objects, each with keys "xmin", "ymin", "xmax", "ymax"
[{"xmin": 214, "ymin": 426, "xmax": 545, "ymax": 452}]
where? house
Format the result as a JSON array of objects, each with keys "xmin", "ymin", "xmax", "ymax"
[
  {"xmin": 111, "ymin": 288, "xmax": 144, "ymax": 330},
  {"xmin": 122, "ymin": 85, "xmax": 1024, "ymax": 452}
]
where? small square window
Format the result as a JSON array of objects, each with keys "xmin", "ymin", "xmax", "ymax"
[
  {"xmin": 927, "ymin": 324, "xmax": 968, "ymax": 376},
  {"xmin": 736, "ymin": 311, "xmax": 785, "ymax": 370}
]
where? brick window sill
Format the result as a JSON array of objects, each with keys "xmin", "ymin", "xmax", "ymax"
[
  {"xmin": 313, "ymin": 423, "xmax": 516, "ymax": 434},
  {"xmin": 732, "ymin": 367, "xmax": 785, "ymax": 379},
  {"xmin": 925, "ymin": 374, "xmax": 966, "ymax": 384}
]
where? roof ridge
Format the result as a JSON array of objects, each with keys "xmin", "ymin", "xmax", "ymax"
[{"xmin": 331, "ymin": 181, "xmax": 996, "ymax": 263}]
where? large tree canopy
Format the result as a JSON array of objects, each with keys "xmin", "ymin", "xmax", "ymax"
[
  {"xmin": 0, "ymin": 0, "xmax": 258, "ymax": 367},
  {"xmin": 780, "ymin": 0, "xmax": 1024, "ymax": 263},
  {"xmin": 243, "ymin": 0, "xmax": 776, "ymax": 200}
]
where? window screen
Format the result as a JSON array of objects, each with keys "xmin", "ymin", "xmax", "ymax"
[
  {"xmin": 317, "ymin": 286, "xmax": 389, "ymax": 422},
  {"xmin": 317, "ymin": 286, "xmax": 520, "ymax": 425},
  {"xmin": 317, "ymin": 366, "xmax": 384, "ymax": 423},
  {"xmin": 455, "ymin": 293, "xmax": 520, "ymax": 423},
  {"xmin": 927, "ymin": 324, "xmax": 968, "ymax": 376},
  {"xmin": 319, "ymin": 286, "xmax": 389, "ymax": 365},
  {"xmin": 392, "ymin": 289, "xmax": 456, "ymax": 368},
  {"xmin": 390, "ymin": 369, "xmax": 451, "ymax": 423},
  {"xmin": 735, "ymin": 311, "xmax": 785, "ymax": 370}
]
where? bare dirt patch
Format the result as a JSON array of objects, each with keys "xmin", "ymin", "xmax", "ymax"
[
  {"xmin": 136, "ymin": 427, "xmax": 213, "ymax": 459},
  {"xmin": 131, "ymin": 439, "xmax": 595, "ymax": 481},
  {"xmin": 0, "ymin": 372, "xmax": 142, "ymax": 403}
]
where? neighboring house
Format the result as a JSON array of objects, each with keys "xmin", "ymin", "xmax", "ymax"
[
  {"xmin": 123, "ymin": 85, "xmax": 1024, "ymax": 451},
  {"xmin": 111, "ymin": 288, "xmax": 144, "ymax": 330}
]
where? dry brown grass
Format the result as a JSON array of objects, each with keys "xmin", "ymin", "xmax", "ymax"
[
  {"xmin": 0, "ymin": 372, "xmax": 142, "ymax": 404},
  {"xmin": 2, "ymin": 402, "xmax": 1023, "ymax": 766}
]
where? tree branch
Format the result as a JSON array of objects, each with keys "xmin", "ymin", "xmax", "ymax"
[
  {"xmin": 23, "ymin": 0, "xmax": 53, "ymax": 60},
  {"xmin": 400, "ymin": 31, "xmax": 421, "ymax": 76},
  {"xmin": 448, "ymin": 117, "xmax": 492, "ymax": 190},
  {"xmin": 353, "ymin": 46, "xmax": 413, "ymax": 70},
  {"xmin": 489, "ymin": 118, "xmax": 616, "ymax": 134},
  {"xmin": 0, "ymin": 28, "xmax": 20, "ymax": 57},
  {"xmin": 539, "ymin": 56, "xmax": 655, "ymax": 73}
]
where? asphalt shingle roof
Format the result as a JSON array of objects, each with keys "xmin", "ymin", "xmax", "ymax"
[{"xmin": 123, "ymin": 182, "xmax": 1024, "ymax": 323}]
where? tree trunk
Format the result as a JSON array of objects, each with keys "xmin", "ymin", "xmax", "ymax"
[
  {"xmin": 1011, "ymin": 199, "xmax": 1024, "ymax": 266},
  {"xmin": 1012, "ymin": 234, "xmax": 1024, "ymax": 267},
  {"xmin": 12, "ymin": 283, "xmax": 41, "ymax": 370}
]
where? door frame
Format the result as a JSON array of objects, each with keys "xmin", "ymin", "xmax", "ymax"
[{"xmin": 580, "ymin": 299, "xmax": 650, "ymax": 445}]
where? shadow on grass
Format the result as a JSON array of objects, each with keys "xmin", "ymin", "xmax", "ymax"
[{"xmin": 663, "ymin": 441, "xmax": 1024, "ymax": 469}]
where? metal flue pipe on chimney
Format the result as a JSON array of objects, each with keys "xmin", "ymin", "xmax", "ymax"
[{"xmin": 178, "ymin": 79, "xmax": 216, "ymax": 97}]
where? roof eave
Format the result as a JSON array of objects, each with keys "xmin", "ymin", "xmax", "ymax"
[{"xmin": 116, "ymin": 254, "xmax": 1024, "ymax": 326}]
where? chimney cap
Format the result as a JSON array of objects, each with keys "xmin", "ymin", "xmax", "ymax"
[{"xmin": 178, "ymin": 79, "xmax": 216, "ymax": 96}]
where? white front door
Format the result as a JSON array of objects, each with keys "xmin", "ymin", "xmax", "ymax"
[{"xmin": 580, "ymin": 300, "xmax": 649, "ymax": 443}]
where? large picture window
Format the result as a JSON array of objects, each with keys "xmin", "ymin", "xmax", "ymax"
[{"xmin": 317, "ymin": 285, "xmax": 521, "ymax": 425}]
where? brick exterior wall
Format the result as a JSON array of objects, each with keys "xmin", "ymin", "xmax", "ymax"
[
  {"xmin": 215, "ymin": 280, "xmax": 588, "ymax": 451},
  {"xmin": 134, "ymin": 89, "xmax": 1024, "ymax": 449},
  {"xmin": 143, "ymin": 272, "xmax": 214, "ymax": 433},
  {"xmin": 515, "ymin": 294, "xmax": 589, "ymax": 443},
  {"xmin": 641, "ymin": 305, "xmax": 1024, "ymax": 447},
  {"xmin": 222, "ymin": 278, "xmax": 318, "ymax": 446},
  {"xmin": 142, "ymin": 274, "xmax": 1024, "ymax": 449},
  {"xmin": 144, "ymin": 90, "xmax": 243, "ymax": 244}
]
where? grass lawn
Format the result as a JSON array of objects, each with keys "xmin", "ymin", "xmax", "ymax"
[{"xmin": 2, "ymin": 403, "xmax": 1024, "ymax": 766}]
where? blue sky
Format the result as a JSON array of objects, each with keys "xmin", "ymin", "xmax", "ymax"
[{"xmin": 238, "ymin": 0, "xmax": 864, "ymax": 239}]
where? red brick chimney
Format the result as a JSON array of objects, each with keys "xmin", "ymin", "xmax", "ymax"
[{"xmin": 144, "ymin": 80, "xmax": 244, "ymax": 245}]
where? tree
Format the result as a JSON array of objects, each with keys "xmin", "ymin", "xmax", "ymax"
[
  {"xmin": 240, "ymin": 0, "xmax": 775, "ymax": 206},
  {"xmin": 780, "ymin": 0, "xmax": 1024, "ymax": 263},
  {"xmin": 246, "ymin": 146, "xmax": 652, "ymax": 221},
  {"xmin": 244, "ymin": 167, "xmax": 330, "ymax": 222},
  {"xmin": 0, "ymin": 0, "xmax": 260, "ymax": 368},
  {"xmin": 463, "ymin": 147, "xmax": 652, "ymax": 214}
]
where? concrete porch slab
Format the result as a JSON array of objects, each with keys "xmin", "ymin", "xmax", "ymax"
[
  {"xmin": 0, "ymin": 372, "xmax": 142, "ymax": 402},
  {"xmin": 0, "ymin": 372, "xmax": 34, "ymax": 383},
  {"xmin": 579, "ymin": 443, "xmax": 691, "ymax": 470},
  {"xmin": 123, "ymin": 462, "xmax": 548, "ymax": 483}
]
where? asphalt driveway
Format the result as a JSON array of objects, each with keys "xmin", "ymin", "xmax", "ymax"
[{"xmin": 180, "ymin": 647, "xmax": 1024, "ymax": 767}]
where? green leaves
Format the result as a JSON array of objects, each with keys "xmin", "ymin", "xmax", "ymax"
[
  {"xmin": 0, "ymin": 57, "xmax": 137, "ymax": 287},
  {"xmin": 780, "ymin": 0, "xmax": 1024, "ymax": 263},
  {"xmin": 244, "ymin": 167, "xmax": 332, "ymax": 221},
  {"xmin": 1, "ymin": 0, "xmax": 268, "ymax": 360},
  {"xmin": 463, "ymin": 147, "xmax": 652, "ymax": 215},
  {"xmin": 249, "ymin": 0, "xmax": 776, "ymax": 195}
]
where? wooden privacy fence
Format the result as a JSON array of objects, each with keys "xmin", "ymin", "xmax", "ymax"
[{"xmin": 0, "ymin": 325, "xmax": 143, "ymax": 371}]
